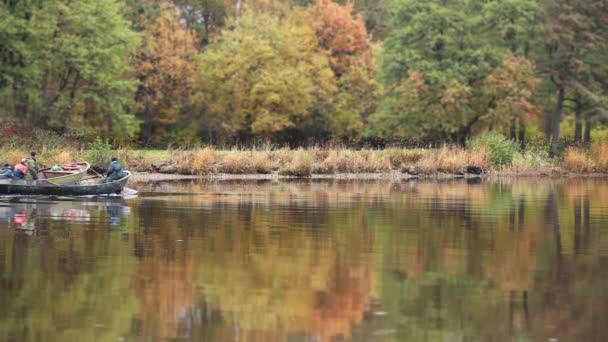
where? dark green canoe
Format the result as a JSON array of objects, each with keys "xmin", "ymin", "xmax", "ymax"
[{"xmin": 0, "ymin": 171, "xmax": 131, "ymax": 196}]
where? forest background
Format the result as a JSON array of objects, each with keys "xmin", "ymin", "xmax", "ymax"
[{"xmin": 1, "ymin": 0, "xmax": 607, "ymax": 161}]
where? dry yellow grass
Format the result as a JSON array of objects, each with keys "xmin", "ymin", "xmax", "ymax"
[
  {"xmin": 505, "ymin": 152, "xmax": 557, "ymax": 174},
  {"xmin": 313, "ymin": 149, "xmax": 392, "ymax": 173},
  {"xmin": 249, "ymin": 151, "xmax": 273, "ymax": 174},
  {"xmin": 279, "ymin": 149, "xmax": 314, "ymax": 177},
  {"xmin": 175, "ymin": 148, "xmax": 216, "ymax": 175},
  {"xmin": 382, "ymin": 148, "xmax": 427, "ymax": 169},
  {"xmin": 3, "ymin": 143, "xmax": 608, "ymax": 176},
  {"xmin": 564, "ymin": 147, "xmax": 595, "ymax": 173},
  {"xmin": 216, "ymin": 150, "xmax": 273, "ymax": 174},
  {"xmin": 1, "ymin": 150, "xmax": 27, "ymax": 167},
  {"xmin": 590, "ymin": 141, "xmax": 608, "ymax": 172},
  {"xmin": 117, "ymin": 149, "xmax": 150, "ymax": 172},
  {"xmin": 220, "ymin": 150, "xmax": 248, "ymax": 173},
  {"xmin": 2, "ymin": 148, "xmax": 85, "ymax": 168},
  {"xmin": 415, "ymin": 146, "xmax": 489, "ymax": 174},
  {"xmin": 52, "ymin": 150, "xmax": 79, "ymax": 164}
]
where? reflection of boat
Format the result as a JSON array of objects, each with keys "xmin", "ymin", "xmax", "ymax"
[
  {"xmin": 0, "ymin": 196, "xmax": 131, "ymax": 228},
  {"xmin": 49, "ymin": 207, "xmax": 91, "ymax": 222},
  {"xmin": 38, "ymin": 162, "xmax": 90, "ymax": 185},
  {"xmin": 0, "ymin": 171, "xmax": 131, "ymax": 196}
]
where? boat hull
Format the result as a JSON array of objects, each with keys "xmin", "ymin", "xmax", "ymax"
[{"xmin": 0, "ymin": 172, "xmax": 131, "ymax": 196}]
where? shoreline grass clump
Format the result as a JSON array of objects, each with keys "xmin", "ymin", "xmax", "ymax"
[
  {"xmin": 561, "ymin": 142, "xmax": 608, "ymax": 174},
  {"xmin": 313, "ymin": 149, "xmax": 391, "ymax": 174},
  {"xmin": 590, "ymin": 141, "xmax": 608, "ymax": 172},
  {"xmin": 279, "ymin": 149, "xmax": 314, "ymax": 177},
  {"xmin": 216, "ymin": 149, "xmax": 274, "ymax": 174},
  {"xmin": 175, "ymin": 148, "xmax": 216, "ymax": 175},
  {"xmin": 382, "ymin": 148, "xmax": 427, "ymax": 170},
  {"xmin": 415, "ymin": 146, "xmax": 489, "ymax": 174},
  {"xmin": 506, "ymin": 150, "xmax": 557, "ymax": 174}
]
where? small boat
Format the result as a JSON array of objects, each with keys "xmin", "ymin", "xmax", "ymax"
[
  {"xmin": 38, "ymin": 162, "xmax": 91, "ymax": 185},
  {"xmin": 0, "ymin": 171, "xmax": 131, "ymax": 196}
]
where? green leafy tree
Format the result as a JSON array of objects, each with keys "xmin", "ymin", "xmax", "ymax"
[
  {"xmin": 173, "ymin": 0, "xmax": 228, "ymax": 46},
  {"xmin": 0, "ymin": 0, "xmax": 140, "ymax": 138},
  {"xmin": 539, "ymin": 0, "xmax": 608, "ymax": 156},
  {"xmin": 372, "ymin": 0, "xmax": 541, "ymax": 144},
  {"xmin": 332, "ymin": 48, "xmax": 382, "ymax": 142}
]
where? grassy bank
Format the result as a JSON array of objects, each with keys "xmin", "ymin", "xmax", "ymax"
[{"xmin": 2, "ymin": 141, "xmax": 608, "ymax": 177}]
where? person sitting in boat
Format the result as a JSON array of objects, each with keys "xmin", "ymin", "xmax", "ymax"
[
  {"xmin": 13, "ymin": 160, "xmax": 28, "ymax": 179},
  {"xmin": 0, "ymin": 163, "xmax": 14, "ymax": 179},
  {"xmin": 104, "ymin": 157, "xmax": 125, "ymax": 183},
  {"xmin": 25, "ymin": 151, "xmax": 39, "ymax": 180}
]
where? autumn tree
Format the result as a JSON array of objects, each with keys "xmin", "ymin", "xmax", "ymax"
[
  {"xmin": 331, "ymin": 47, "xmax": 382, "ymax": 142},
  {"xmin": 480, "ymin": 0, "xmax": 543, "ymax": 143},
  {"xmin": 196, "ymin": 10, "xmax": 336, "ymax": 143},
  {"xmin": 308, "ymin": 0, "xmax": 369, "ymax": 77},
  {"xmin": 132, "ymin": 2, "xmax": 198, "ymax": 145},
  {"xmin": 481, "ymin": 54, "xmax": 541, "ymax": 146}
]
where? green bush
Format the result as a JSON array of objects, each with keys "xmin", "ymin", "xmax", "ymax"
[
  {"xmin": 86, "ymin": 137, "xmax": 113, "ymax": 168},
  {"xmin": 468, "ymin": 133, "xmax": 519, "ymax": 167}
]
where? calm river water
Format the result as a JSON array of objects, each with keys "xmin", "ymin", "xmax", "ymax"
[{"xmin": 1, "ymin": 178, "xmax": 608, "ymax": 341}]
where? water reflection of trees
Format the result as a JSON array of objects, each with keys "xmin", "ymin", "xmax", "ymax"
[
  {"xmin": 0, "ymin": 198, "xmax": 136, "ymax": 340},
  {"xmin": 128, "ymin": 178, "xmax": 608, "ymax": 341},
  {"xmin": 353, "ymin": 179, "xmax": 608, "ymax": 341},
  {"xmin": 1, "ymin": 179, "xmax": 608, "ymax": 341},
  {"xmin": 129, "ymin": 194, "xmax": 379, "ymax": 341}
]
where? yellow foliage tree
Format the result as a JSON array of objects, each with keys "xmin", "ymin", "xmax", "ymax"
[
  {"xmin": 196, "ymin": 10, "xmax": 336, "ymax": 140},
  {"xmin": 331, "ymin": 45, "xmax": 382, "ymax": 142},
  {"xmin": 132, "ymin": 2, "xmax": 198, "ymax": 145}
]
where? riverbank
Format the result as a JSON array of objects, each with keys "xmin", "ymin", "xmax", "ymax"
[{"xmin": 2, "ymin": 143, "xmax": 608, "ymax": 178}]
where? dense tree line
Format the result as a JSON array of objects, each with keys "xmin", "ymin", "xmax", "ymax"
[{"xmin": 0, "ymin": 0, "xmax": 606, "ymax": 149}]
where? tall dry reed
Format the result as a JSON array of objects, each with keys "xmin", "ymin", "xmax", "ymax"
[
  {"xmin": 415, "ymin": 146, "xmax": 489, "ymax": 174},
  {"xmin": 175, "ymin": 148, "xmax": 216, "ymax": 175},
  {"xmin": 563, "ymin": 147, "xmax": 595, "ymax": 173}
]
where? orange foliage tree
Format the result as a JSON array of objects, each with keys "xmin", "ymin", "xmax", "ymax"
[
  {"xmin": 308, "ymin": 0, "xmax": 369, "ymax": 77},
  {"xmin": 482, "ymin": 54, "xmax": 541, "ymax": 140},
  {"xmin": 132, "ymin": 2, "xmax": 198, "ymax": 145}
]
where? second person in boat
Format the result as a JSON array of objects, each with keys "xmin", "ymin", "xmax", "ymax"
[
  {"xmin": 13, "ymin": 160, "xmax": 28, "ymax": 179},
  {"xmin": 104, "ymin": 157, "xmax": 125, "ymax": 183}
]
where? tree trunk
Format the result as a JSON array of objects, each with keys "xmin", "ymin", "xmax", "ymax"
[
  {"xmin": 544, "ymin": 109, "xmax": 553, "ymax": 140},
  {"xmin": 549, "ymin": 87, "xmax": 565, "ymax": 158},
  {"xmin": 142, "ymin": 105, "xmax": 153, "ymax": 145},
  {"xmin": 457, "ymin": 115, "xmax": 480, "ymax": 147},
  {"xmin": 510, "ymin": 117, "xmax": 517, "ymax": 140},
  {"xmin": 584, "ymin": 117, "xmax": 592, "ymax": 145},
  {"xmin": 574, "ymin": 97, "xmax": 583, "ymax": 144},
  {"xmin": 235, "ymin": 0, "xmax": 242, "ymax": 26},
  {"xmin": 518, "ymin": 120, "xmax": 526, "ymax": 149}
]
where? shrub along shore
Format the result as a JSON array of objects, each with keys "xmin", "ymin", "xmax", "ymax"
[{"xmin": 2, "ymin": 141, "xmax": 608, "ymax": 179}]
